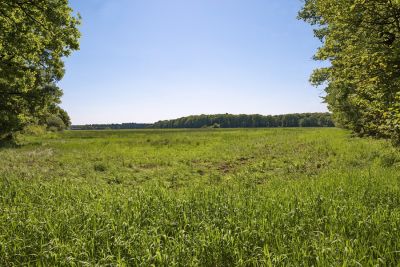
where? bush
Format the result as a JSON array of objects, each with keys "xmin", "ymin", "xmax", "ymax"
[
  {"xmin": 46, "ymin": 115, "xmax": 66, "ymax": 132},
  {"xmin": 23, "ymin": 125, "xmax": 47, "ymax": 136}
]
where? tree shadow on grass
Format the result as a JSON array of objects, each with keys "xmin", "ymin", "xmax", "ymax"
[{"xmin": 0, "ymin": 136, "xmax": 21, "ymax": 149}]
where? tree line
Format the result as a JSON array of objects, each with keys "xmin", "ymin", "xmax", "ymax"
[
  {"xmin": 71, "ymin": 123, "xmax": 151, "ymax": 130},
  {"xmin": 152, "ymin": 113, "xmax": 334, "ymax": 128},
  {"xmin": 70, "ymin": 113, "xmax": 334, "ymax": 130}
]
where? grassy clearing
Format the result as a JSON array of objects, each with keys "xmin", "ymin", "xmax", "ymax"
[{"xmin": 1, "ymin": 128, "xmax": 400, "ymax": 265}]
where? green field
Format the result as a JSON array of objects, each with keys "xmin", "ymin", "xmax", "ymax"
[{"xmin": 1, "ymin": 128, "xmax": 400, "ymax": 266}]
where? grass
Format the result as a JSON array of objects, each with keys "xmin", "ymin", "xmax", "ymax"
[{"xmin": 1, "ymin": 128, "xmax": 400, "ymax": 265}]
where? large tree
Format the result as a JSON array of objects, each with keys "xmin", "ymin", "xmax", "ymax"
[
  {"xmin": 0, "ymin": 0, "xmax": 80, "ymax": 139},
  {"xmin": 299, "ymin": 0, "xmax": 400, "ymax": 143}
]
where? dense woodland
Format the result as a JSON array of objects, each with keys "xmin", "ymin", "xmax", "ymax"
[
  {"xmin": 300, "ymin": 0, "xmax": 400, "ymax": 144},
  {"xmin": 71, "ymin": 123, "xmax": 151, "ymax": 130},
  {"xmin": 70, "ymin": 113, "xmax": 334, "ymax": 130},
  {"xmin": 152, "ymin": 113, "xmax": 334, "ymax": 128}
]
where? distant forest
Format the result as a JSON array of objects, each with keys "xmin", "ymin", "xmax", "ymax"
[
  {"xmin": 71, "ymin": 113, "xmax": 334, "ymax": 130},
  {"xmin": 153, "ymin": 113, "xmax": 334, "ymax": 128},
  {"xmin": 71, "ymin": 123, "xmax": 151, "ymax": 130}
]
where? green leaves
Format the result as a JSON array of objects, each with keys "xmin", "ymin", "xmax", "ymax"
[
  {"xmin": 299, "ymin": 0, "xmax": 400, "ymax": 144},
  {"xmin": 0, "ymin": 0, "xmax": 80, "ymax": 138}
]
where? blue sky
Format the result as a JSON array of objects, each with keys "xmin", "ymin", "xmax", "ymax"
[{"xmin": 60, "ymin": 0, "xmax": 327, "ymax": 124}]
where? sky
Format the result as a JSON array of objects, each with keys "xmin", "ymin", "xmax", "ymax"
[{"xmin": 60, "ymin": 0, "xmax": 328, "ymax": 124}]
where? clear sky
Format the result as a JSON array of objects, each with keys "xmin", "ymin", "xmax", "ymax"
[{"xmin": 60, "ymin": 0, "xmax": 328, "ymax": 124}]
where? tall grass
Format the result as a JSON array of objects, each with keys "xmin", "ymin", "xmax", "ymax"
[{"xmin": 0, "ymin": 128, "xmax": 399, "ymax": 265}]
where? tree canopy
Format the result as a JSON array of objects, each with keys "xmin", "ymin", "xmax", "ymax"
[
  {"xmin": 299, "ymin": 0, "xmax": 400, "ymax": 143},
  {"xmin": 0, "ymin": 0, "xmax": 80, "ymax": 139},
  {"xmin": 152, "ymin": 113, "xmax": 334, "ymax": 129},
  {"xmin": 71, "ymin": 123, "xmax": 152, "ymax": 131}
]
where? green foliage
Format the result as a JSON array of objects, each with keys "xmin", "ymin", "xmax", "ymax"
[
  {"xmin": 299, "ymin": 116, "xmax": 318, "ymax": 127},
  {"xmin": 1, "ymin": 128, "xmax": 400, "ymax": 265},
  {"xmin": 70, "ymin": 114, "xmax": 333, "ymax": 130},
  {"xmin": 72, "ymin": 123, "xmax": 151, "ymax": 130},
  {"xmin": 22, "ymin": 124, "xmax": 47, "ymax": 136},
  {"xmin": 0, "ymin": 0, "xmax": 80, "ymax": 139},
  {"xmin": 43, "ymin": 106, "xmax": 71, "ymax": 131},
  {"xmin": 46, "ymin": 115, "xmax": 66, "ymax": 132},
  {"xmin": 56, "ymin": 107, "xmax": 72, "ymax": 128},
  {"xmin": 153, "ymin": 113, "xmax": 334, "ymax": 128},
  {"xmin": 299, "ymin": 0, "xmax": 400, "ymax": 143}
]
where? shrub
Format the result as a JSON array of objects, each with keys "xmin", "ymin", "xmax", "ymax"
[
  {"xmin": 46, "ymin": 115, "xmax": 66, "ymax": 132},
  {"xmin": 23, "ymin": 125, "xmax": 47, "ymax": 136}
]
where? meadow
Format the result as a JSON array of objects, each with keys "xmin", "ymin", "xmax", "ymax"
[{"xmin": 1, "ymin": 128, "xmax": 400, "ymax": 266}]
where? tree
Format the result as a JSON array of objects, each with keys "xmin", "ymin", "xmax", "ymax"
[
  {"xmin": 44, "ymin": 105, "xmax": 71, "ymax": 130},
  {"xmin": 46, "ymin": 115, "xmax": 66, "ymax": 132},
  {"xmin": 57, "ymin": 108, "xmax": 72, "ymax": 128},
  {"xmin": 299, "ymin": 0, "xmax": 400, "ymax": 143},
  {"xmin": 299, "ymin": 116, "xmax": 318, "ymax": 127},
  {"xmin": 0, "ymin": 0, "xmax": 80, "ymax": 140},
  {"xmin": 152, "ymin": 113, "xmax": 334, "ymax": 129}
]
